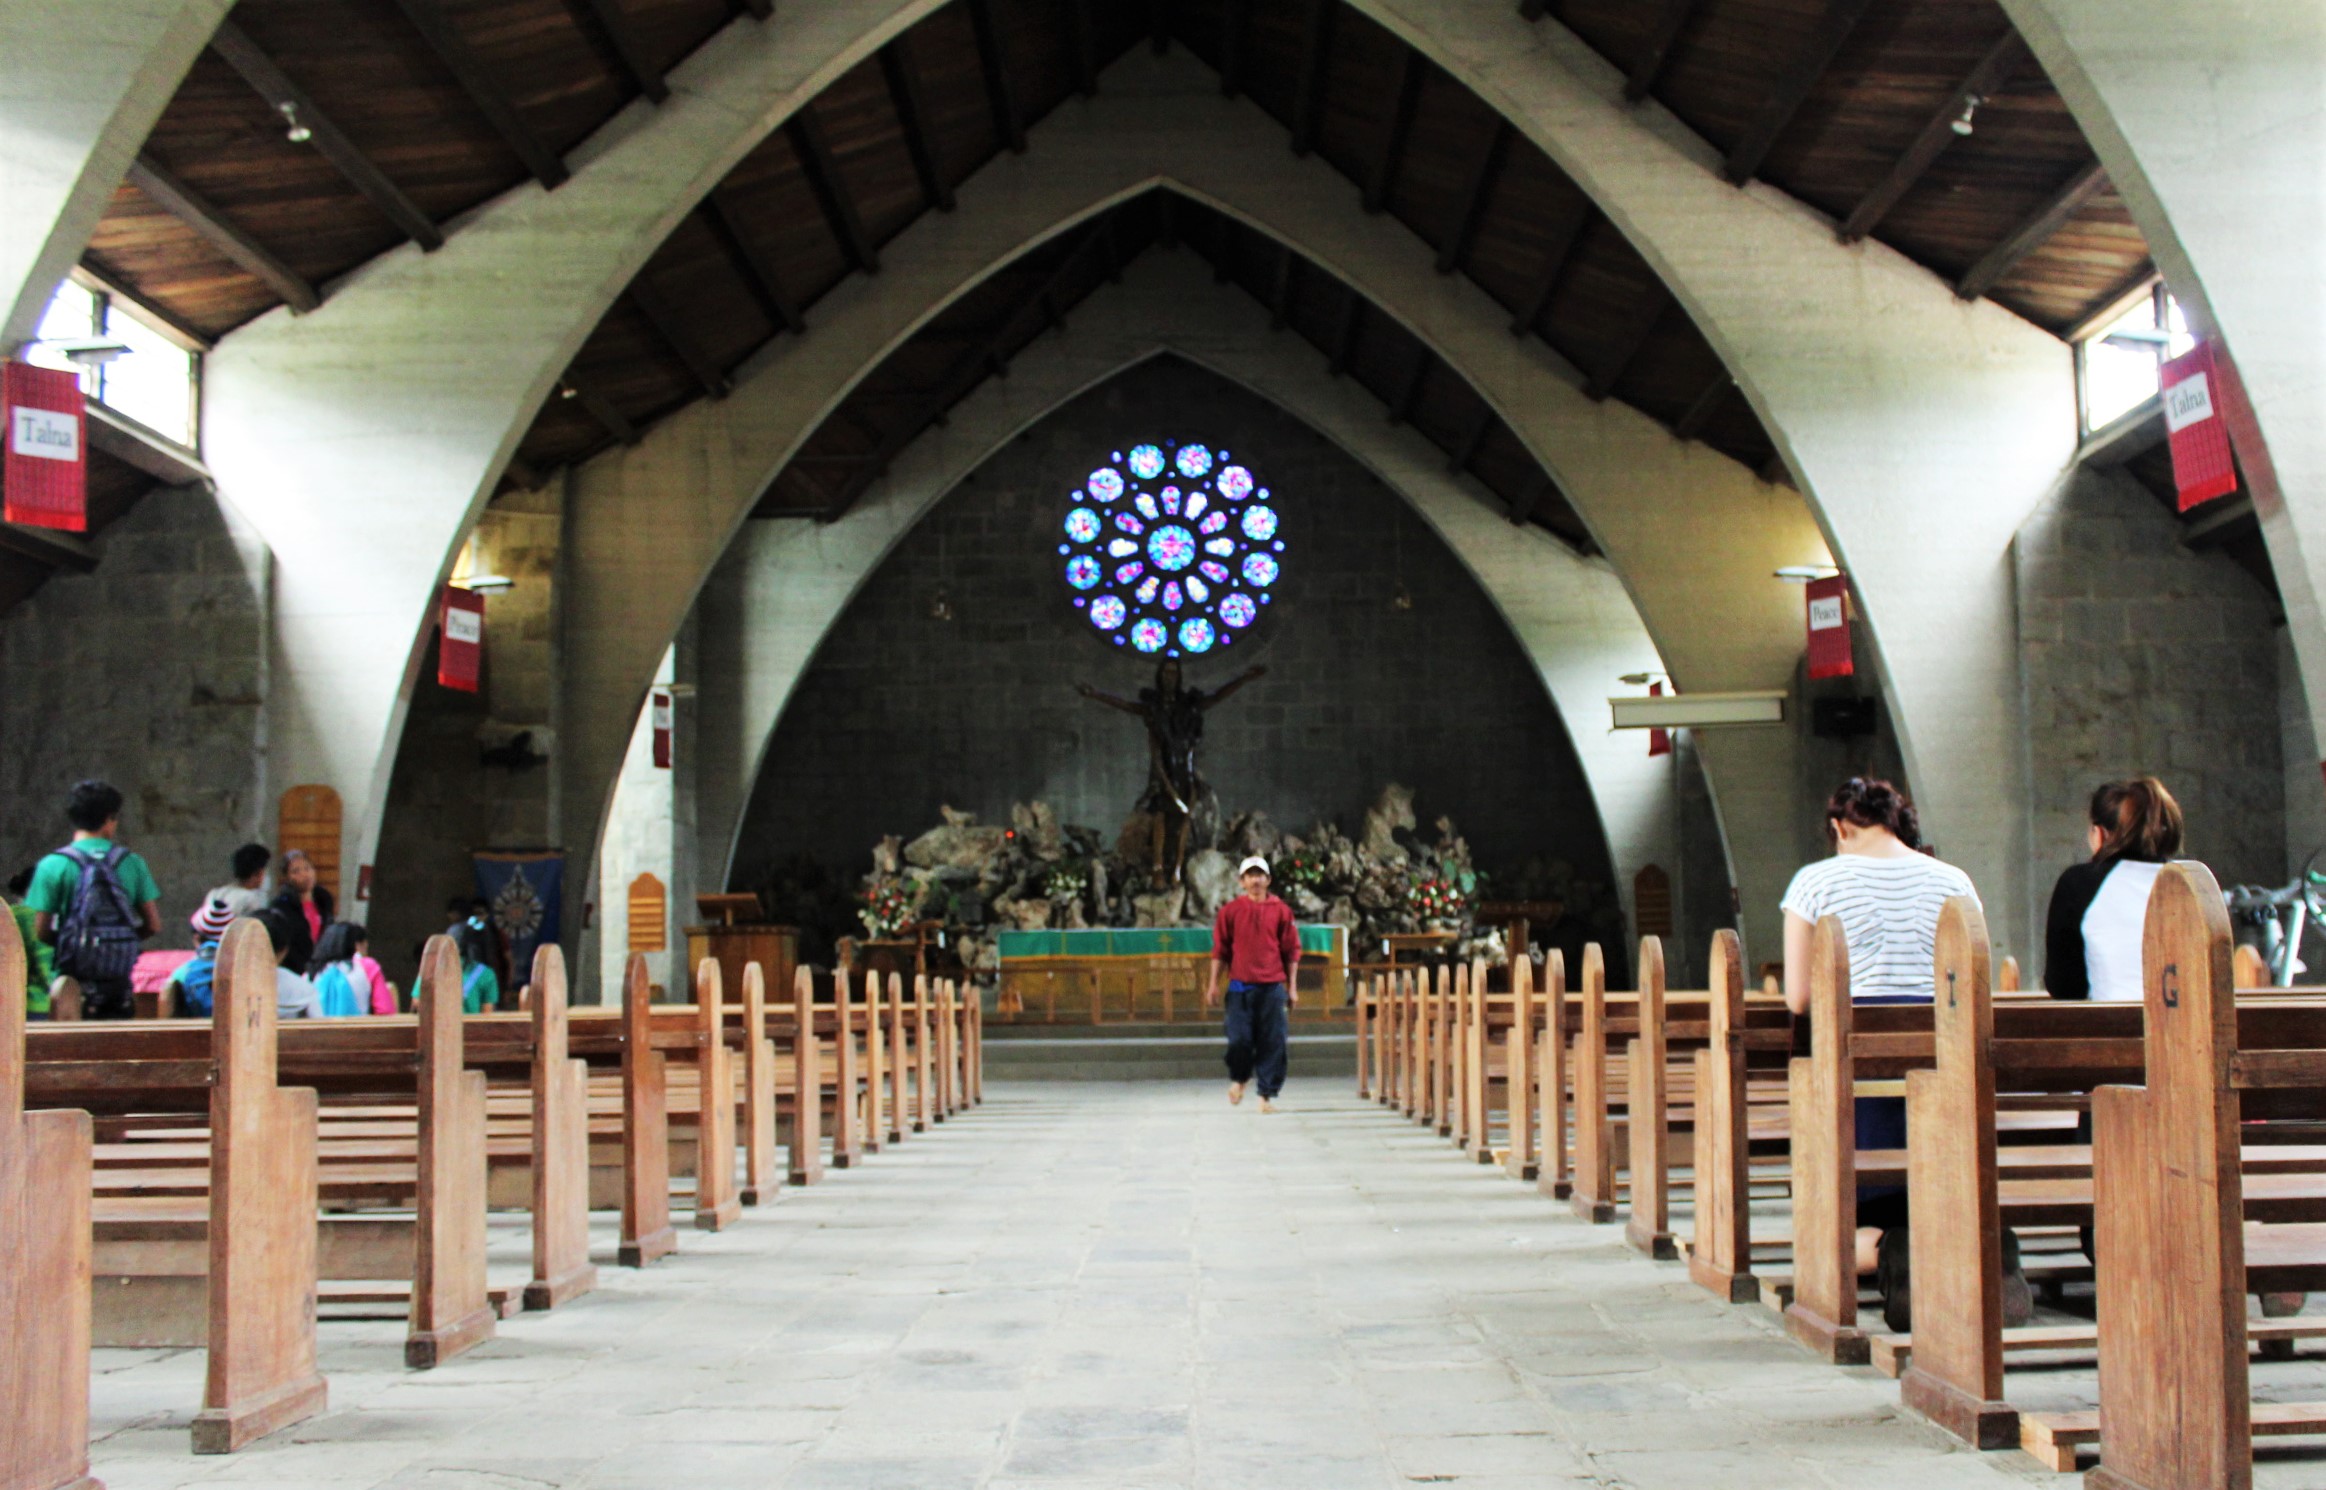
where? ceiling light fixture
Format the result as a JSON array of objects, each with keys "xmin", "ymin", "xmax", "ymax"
[
  {"xmin": 1951, "ymin": 94, "xmax": 1983, "ymax": 137},
  {"xmin": 279, "ymin": 101, "xmax": 312, "ymax": 144}
]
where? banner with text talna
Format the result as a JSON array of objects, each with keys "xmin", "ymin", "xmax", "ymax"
[
  {"xmin": 4, "ymin": 361, "xmax": 86, "ymax": 531},
  {"xmin": 2161, "ymin": 342, "xmax": 2238, "ymax": 511}
]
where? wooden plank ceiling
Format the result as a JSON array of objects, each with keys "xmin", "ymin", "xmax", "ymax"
[{"xmin": 58, "ymin": 0, "xmax": 2199, "ymax": 566}]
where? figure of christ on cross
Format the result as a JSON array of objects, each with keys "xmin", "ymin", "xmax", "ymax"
[{"xmin": 1076, "ymin": 659, "xmax": 1267, "ymax": 886}]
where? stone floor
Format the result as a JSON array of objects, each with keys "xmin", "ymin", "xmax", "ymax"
[{"xmin": 79, "ymin": 1080, "xmax": 2263, "ymax": 1488}]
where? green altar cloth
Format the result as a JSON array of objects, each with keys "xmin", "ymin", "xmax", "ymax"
[{"xmin": 996, "ymin": 924, "xmax": 1341, "ymax": 959}]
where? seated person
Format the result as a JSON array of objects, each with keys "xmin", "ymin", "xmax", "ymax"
[
  {"xmin": 260, "ymin": 910, "xmax": 324, "ymax": 1020},
  {"xmin": 167, "ymin": 899, "xmax": 239, "ymax": 1017},
  {"xmin": 309, "ymin": 922, "xmax": 372, "ymax": 1017}
]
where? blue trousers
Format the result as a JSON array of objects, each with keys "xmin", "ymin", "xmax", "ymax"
[{"xmin": 1222, "ymin": 980, "xmax": 1290, "ymax": 1098}]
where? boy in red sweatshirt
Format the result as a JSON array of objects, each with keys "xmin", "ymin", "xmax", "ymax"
[{"xmin": 1206, "ymin": 856, "xmax": 1301, "ymax": 1112}]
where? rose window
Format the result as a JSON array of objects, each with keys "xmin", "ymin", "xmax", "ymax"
[{"xmin": 1058, "ymin": 439, "xmax": 1284, "ymax": 657}]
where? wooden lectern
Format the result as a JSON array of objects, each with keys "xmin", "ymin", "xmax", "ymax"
[{"xmin": 683, "ymin": 894, "xmax": 797, "ymax": 1018}]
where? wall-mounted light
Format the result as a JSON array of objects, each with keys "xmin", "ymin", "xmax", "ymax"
[
  {"xmin": 459, "ymin": 572, "xmax": 514, "ymax": 594},
  {"xmin": 928, "ymin": 587, "xmax": 955, "ymax": 622},
  {"xmin": 1389, "ymin": 582, "xmax": 1414, "ymax": 613},
  {"xmin": 1617, "ymin": 672, "xmax": 1668, "ymax": 687},
  {"xmin": 37, "ymin": 336, "xmax": 131, "ymax": 367},
  {"xmin": 1773, "ymin": 565, "xmax": 1842, "ymax": 584}
]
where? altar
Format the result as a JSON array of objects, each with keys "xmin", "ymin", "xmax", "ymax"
[{"xmin": 995, "ymin": 924, "xmax": 1347, "ymax": 1023}]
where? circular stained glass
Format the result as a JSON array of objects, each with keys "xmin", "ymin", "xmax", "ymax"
[
  {"xmin": 1148, "ymin": 524, "xmax": 1196, "ymax": 571},
  {"xmin": 1058, "ymin": 439, "xmax": 1285, "ymax": 656}
]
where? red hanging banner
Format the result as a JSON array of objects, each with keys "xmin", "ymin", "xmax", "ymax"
[
  {"xmin": 1806, "ymin": 574, "xmax": 1853, "ymax": 680},
  {"xmin": 438, "ymin": 586, "xmax": 485, "ymax": 692},
  {"xmin": 3, "ymin": 361, "xmax": 88, "ymax": 532},
  {"xmin": 1646, "ymin": 681, "xmax": 1672, "ymax": 758},
  {"xmin": 651, "ymin": 690, "xmax": 673, "ymax": 769},
  {"xmin": 2160, "ymin": 342, "xmax": 2239, "ymax": 511}
]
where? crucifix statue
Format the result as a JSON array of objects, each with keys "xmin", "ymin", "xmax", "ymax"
[{"xmin": 1077, "ymin": 659, "xmax": 1267, "ymax": 885}]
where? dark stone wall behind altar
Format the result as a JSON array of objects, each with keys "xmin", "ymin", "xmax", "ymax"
[{"xmin": 730, "ymin": 357, "xmax": 1617, "ymax": 912}]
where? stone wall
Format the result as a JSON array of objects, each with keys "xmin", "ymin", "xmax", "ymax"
[
  {"xmin": 729, "ymin": 359, "xmax": 1620, "ymax": 943},
  {"xmin": 2015, "ymin": 464, "xmax": 2288, "ymax": 980},
  {"xmin": 368, "ymin": 488, "xmax": 563, "ymax": 990},
  {"xmin": 0, "ymin": 482, "xmax": 268, "ymax": 936}
]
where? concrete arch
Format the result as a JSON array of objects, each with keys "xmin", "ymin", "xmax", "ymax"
[
  {"xmin": 195, "ymin": 0, "xmax": 940, "ymax": 888},
  {"xmin": 1, "ymin": 1, "xmax": 231, "ymax": 349},
  {"xmin": 193, "ymin": 20, "xmax": 2066, "ymax": 949},
  {"xmin": 557, "ymin": 52, "xmax": 1828, "ymax": 990},
  {"xmin": 1996, "ymin": 0, "xmax": 2326, "ymax": 792},
  {"xmin": 682, "ymin": 254, "xmax": 1684, "ymax": 986},
  {"xmin": 1355, "ymin": 0, "xmax": 2076, "ymax": 949}
]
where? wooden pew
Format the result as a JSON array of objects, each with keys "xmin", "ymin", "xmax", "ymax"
[
  {"xmin": 1624, "ymin": 937, "xmax": 1675, "ymax": 1257},
  {"xmin": 522, "ymin": 944, "xmax": 597, "ymax": 1309},
  {"xmin": 618, "ymin": 953, "xmax": 675, "ymax": 1267},
  {"xmin": 1, "ymin": 894, "xmax": 99, "ymax": 1490},
  {"xmin": 788, "ymin": 967, "xmax": 825, "ymax": 1188},
  {"xmin": 737, "ymin": 960, "xmax": 781, "ymax": 1207},
  {"xmin": 1501, "ymin": 956, "xmax": 1539, "ymax": 1180},
  {"xmin": 405, "ymin": 938, "xmax": 496, "ymax": 1368},
  {"xmin": 1568, "ymin": 946, "xmax": 1617, "ymax": 1223}
]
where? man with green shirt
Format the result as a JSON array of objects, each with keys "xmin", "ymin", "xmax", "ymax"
[
  {"xmin": 26, "ymin": 780, "xmax": 163, "ymax": 1020},
  {"xmin": 6, "ymin": 867, "xmax": 57, "ymax": 1018}
]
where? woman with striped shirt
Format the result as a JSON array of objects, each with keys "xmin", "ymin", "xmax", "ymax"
[{"xmin": 1779, "ymin": 777, "xmax": 2002, "ymax": 1332}]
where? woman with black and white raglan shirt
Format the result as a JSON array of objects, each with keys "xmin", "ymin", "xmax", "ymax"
[
  {"xmin": 2043, "ymin": 777, "xmax": 2182, "ymax": 1003},
  {"xmin": 1778, "ymin": 777, "xmax": 2010, "ymax": 1334}
]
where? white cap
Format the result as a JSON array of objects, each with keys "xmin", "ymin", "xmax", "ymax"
[{"xmin": 1237, "ymin": 855, "xmax": 1271, "ymax": 878}]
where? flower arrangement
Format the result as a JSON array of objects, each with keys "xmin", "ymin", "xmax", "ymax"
[
  {"xmin": 859, "ymin": 876, "xmax": 920, "ymax": 938},
  {"xmin": 1278, "ymin": 847, "xmax": 1326, "ymax": 890},
  {"xmin": 1044, "ymin": 864, "xmax": 1089, "ymax": 901},
  {"xmin": 1407, "ymin": 874, "xmax": 1468, "ymax": 926}
]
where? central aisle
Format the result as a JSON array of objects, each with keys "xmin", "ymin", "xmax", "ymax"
[{"xmin": 89, "ymin": 1082, "xmax": 2048, "ymax": 1489}]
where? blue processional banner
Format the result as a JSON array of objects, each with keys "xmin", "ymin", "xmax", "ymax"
[{"xmin": 472, "ymin": 851, "xmax": 564, "ymax": 983}]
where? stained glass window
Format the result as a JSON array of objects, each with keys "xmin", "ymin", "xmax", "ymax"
[{"xmin": 1060, "ymin": 439, "xmax": 1284, "ymax": 656}]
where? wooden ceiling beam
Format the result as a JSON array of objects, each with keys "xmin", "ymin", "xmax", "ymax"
[
  {"xmin": 393, "ymin": 0, "xmax": 567, "ymax": 188},
  {"xmin": 811, "ymin": 232, "xmax": 1106, "ymax": 520},
  {"xmin": 1328, "ymin": 290, "xmax": 1363, "ymax": 376},
  {"xmin": 1291, "ymin": 0, "xmax": 1334, "ymax": 158},
  {"xmin": 209, "ymin": 21, "xmax": 443, "ymax": 252},
  {"xmin": 1268, "ymin": 244, "xmax": 1295, "ymax": 329},
  {"xmin": 968, "ymin": 0, "xmax": 1026, "ymax": 152},
  {"xmin": 1436, "ymin": 123, "xmax": 1507, "ymax": 274},
  {"xmin": 125, "ymin": 155, "xmax": 319, "ymax": 313},
  {"xmin": 1449, "ymin": 401, "xmax": 1494, "ymax": 473},
  {"xmin": 1508, "ymin": 470, "xmax": 1549, "ymax": 526},
  {"xmin": 1585, "ymin": 286, "xmax": 1672, "ymax": 401},
  {"xmin": 1955, "ymin": 160, "xmax": 2107, "ymax": 301},
  {"xmin": 1509, "ymin": 200, "xmax": 1590, "ymax": 335},
  {"xmin": 1839, "ymin": 32, "xmax": 2026, "ymax": 243},
  {"xmin": 627, "ymin": 281, "xmax": 729, "ymax": 399},
  {"xmin": 788, "ymin": 110, "xmax": 879, "ymax": 273},
  {"xmin": 1150, "ymin": 0, "xmax": 1170, "ymax": 54},
  {"xmin": 1068, "ymin": 0, "xmax": 1097, "ymax": 97},
  {"xmin": 568, "ymin": 0, "xmax": 668, "ymax": 104},
  {"xmin": 732, "ymin": 0, "xmax": 772, "ymax": 18},
  {"xmin": 1388, "ymin": 345, "xmax": 1429, "ymax": 425},
  {"xmin": 1721, "ymin": 0, "xmax": 1873, "ymax": 185},
  {"xmin": 1625, "ymin": 0, "xmax": 1700, "ymax": 101},
  {"xmin": 1220, "ymin": 0, "xmax": 1248, "ymax": 98},
  {"xmin": 1672, "ymin": 369, "xmax": 1732, "ymax": 440},
  {"xmin": 1363, "ymin": 50, "xmax": 1426, "ymax": 214},
  {"xmin": 559, "ymin": 374, "xmax": 636, "ymax": 445},
  {"xmin": 699, "ymin": 192, "xmax": 805, "ymax": 333},
  {"xmin": 1210, "ymin": 214, "xmax": 1235, "ymax": 284},
  {"xmin": 879, "ymin": 39, "xmax": 954, "ymax": 213}
]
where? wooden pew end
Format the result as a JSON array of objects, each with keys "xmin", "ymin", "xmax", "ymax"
[
  {"xmin": 1900, "ymin": 1367, "xmax": 2017, "ymax": 1451},
  {"xmin": 523, "ymin": 1263, "xmax": 600, "ymax": 1313},
  {"xmin": 190, "ymin": 1375, "xmax": 330, "ymax": 1456}
]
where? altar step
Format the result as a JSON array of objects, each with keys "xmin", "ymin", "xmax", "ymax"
[{"xmin": 983, "ymin": 1021, "xmax": 1358, "ymax": 1081}]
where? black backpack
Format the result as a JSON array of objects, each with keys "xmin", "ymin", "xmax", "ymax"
[{"xmin": 53, "ymin": 844, "xmax": 142, "ymax": 983}]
